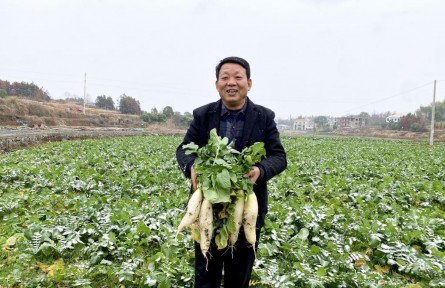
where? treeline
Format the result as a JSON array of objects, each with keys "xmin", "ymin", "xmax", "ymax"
[
  {"xmin": 0, "ymin": 80, "xmax": 50, "ymax": 101},
  {"xmin": 0, "ymin": 79, "xmax": 192, "ymax": 128},
  {"xmin": 418, "ymin": 100, "xmax": 445, "ymax": 122},
  {"xmin": 384, "ymin": 100, "xmax": 445, "ymax": 132},
  {"xmin": 94, "ymin": 93, "xmax": 192, "ymax": 127},
  {"xmin": 3, "ymin": 79, "xmax": 443, "ymax": 131}
]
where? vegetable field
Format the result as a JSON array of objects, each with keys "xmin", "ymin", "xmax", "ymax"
[{"xmin": 1, "ymin": 136, "xmax": 444, "ymax": 287}]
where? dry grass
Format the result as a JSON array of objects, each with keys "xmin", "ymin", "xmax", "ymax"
[
  {"xmin": 327, "ymin": 126, "xmax": 445, "ymax": 142},
  {"xmin": 280, "ymin": 125, "xmax": 445, "ymax": 142}
]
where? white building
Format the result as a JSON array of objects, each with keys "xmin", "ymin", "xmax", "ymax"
[
  {"xmin": 386, "ymin": 113, "xmax": 406, "ymax": 123},
  {"xmin": 293, "ymin": 117, "xmax": 314, "ymax": 131}
]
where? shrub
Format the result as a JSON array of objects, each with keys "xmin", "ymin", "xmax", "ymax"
[{"xmin": 0, "ymin": 89, "xmax": 7, "ymax": 97}]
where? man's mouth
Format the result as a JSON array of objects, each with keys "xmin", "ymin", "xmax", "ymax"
[{"xmin": 226, "ymin": 89, "xmax": 238, "ymax": 95}]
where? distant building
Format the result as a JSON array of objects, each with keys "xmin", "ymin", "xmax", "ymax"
[
  {"xmin": 278, "ymin": 124, "xmax": 291, "ymax": 130},
  {"xmin": 293, "ymin": 117, "xmax": 314, "ymax": 131},
  {"xmin": 386, "ymin": 113, "xmax": 406, "ymax": 123},
  {"xmin": 335, "ymin": 115, "xmax": 366, "ymax": 129}
]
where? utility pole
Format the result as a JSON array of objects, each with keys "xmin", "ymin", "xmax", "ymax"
[
  {"xmin": 429, "ymin": 80, "xmax": 436, "ymax": 146},
  {"xmin": 83, "ymin": 73, "xmax": 87, "ymax": 115}
]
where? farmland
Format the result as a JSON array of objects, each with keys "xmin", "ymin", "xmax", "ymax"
[{"xmin": 1, "ymin": 135, "xmax": 444, "ymax": 287}]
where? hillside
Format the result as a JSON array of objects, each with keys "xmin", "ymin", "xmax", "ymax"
[
  {"xmin": 0, "ymin": 96, "xmax": 148, "ymax": 129},
  {"xmin": 0, "ymin": 97, "xmax": 186, "ymax": 152}
]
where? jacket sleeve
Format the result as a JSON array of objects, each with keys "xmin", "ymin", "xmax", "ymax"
[
  {"xmin": 257, "ymin": 110, "xmax": 287, "ymax": 183},
  {"xmin": 176, "ymin": 109, "xmax": 200, "ymax": 178}
]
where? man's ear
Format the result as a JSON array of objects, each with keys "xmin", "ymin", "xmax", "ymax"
[{"xmin": 248, "ymin": 79, "xmax": 252, "ymax": 90}]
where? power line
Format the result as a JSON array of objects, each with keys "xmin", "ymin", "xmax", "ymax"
[{"xmin": 340, "ymin": 81, "xmax": 435, "ymax": 115}]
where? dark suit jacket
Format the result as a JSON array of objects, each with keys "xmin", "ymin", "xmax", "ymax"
[{"xmin": 176, "ymin": 97, "xmax": 287, "ymax": 227}]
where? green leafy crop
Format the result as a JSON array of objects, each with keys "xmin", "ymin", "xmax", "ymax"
[{"xmin": 1, "ymin": 135, "xmax": 444, "ymax": 287}]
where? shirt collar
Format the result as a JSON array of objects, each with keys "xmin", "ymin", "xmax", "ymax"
[{"xmin": 220, "ymin": 99, "xmax": 248, "ymax": 117}]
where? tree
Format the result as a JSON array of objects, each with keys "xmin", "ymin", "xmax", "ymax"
[
  {"xmin": 417, "ymin": 99, "xmax": 445, "ymax": 122},
  {"xmin": 368, "ymin": 112, "xmax": 393, "ymax": 127},
  {"xmin": 118, "ymin": 94, "xmax": 141, "ymax": 115},
  {"xmin": 359, "ymin": 112, "xmax": 370, "ymax": 118},
  {"xmin": 399, "ymin": 113, "xmax": 427, "ymax": 132},
  {"xmin": 172, "ymin": 112, "xmax": 193, "ymax": 128},
  {"xmin": 96, "ymin": 95, "xmax": 115, "ymax": 110},
  {"xmin": 162, "ymin": 106, "xmax": 174, "ymax": 118},
  {"xmin": 314, "ymin": 116, "xmax": 331, "ymax": 132},
  {"xmin": 140, "ymin": 110, "xmax": 166, "ymax": 124},
  {"xmin": 64, "ymin": 96, "xmax": 83, "ymax": 104},
  {"xmin": 3, "ymin": 80, "xmax": 50, "ymax": 101},
  {"xmin": 0, "ymin": 80, "xmax": 8, "ymax": 91}
]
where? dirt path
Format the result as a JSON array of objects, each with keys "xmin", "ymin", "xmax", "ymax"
[{"xmin": 0, "ymin": 126, "xmax": 186, "ymax": 153}]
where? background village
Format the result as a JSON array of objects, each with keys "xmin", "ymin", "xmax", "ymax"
[{"xmin": 277, "ymin": 112, "xmax": 409, "ymax": 132}]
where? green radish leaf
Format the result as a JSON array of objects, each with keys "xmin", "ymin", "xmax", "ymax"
[
  {"xmin": 216, "ymin": 169, "xmax": 231, "ymax": 191},
  {"xmin": 202, "ymin": 189, "xmax": 219, "ymax": 203}
]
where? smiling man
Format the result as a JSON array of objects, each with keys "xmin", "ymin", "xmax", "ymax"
[
  {"xmin": 176, "ymin": 56, "xmax": 287, "ymax": 288},
  {"xmin": 215, "ymin": 60, "xmax": 252, "ymax": 110}
]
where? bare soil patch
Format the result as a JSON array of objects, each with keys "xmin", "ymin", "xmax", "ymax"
[
  {"xmin": 282, "ymin": 126, "xmax": 445, "ymax": 143},
  {"xmin": 329, "ymin": 127, "xmax": 445, "ymax": 142}
]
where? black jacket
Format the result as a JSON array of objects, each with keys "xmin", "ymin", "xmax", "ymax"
[{"xmin": 176, "ymin": 97, "xmax": 287, "ymax": 227}]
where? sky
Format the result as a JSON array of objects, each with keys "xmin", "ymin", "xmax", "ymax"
[{"xmin": 1, "ymin": 0, "xmax": 445, "ymax": 119}]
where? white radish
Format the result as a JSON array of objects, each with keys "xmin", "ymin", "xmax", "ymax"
[
  {"xmin": 198, "ymin": 198, "xmax": 213, "ymax": 267},
  {"xmin": 176, "ymin": 189, "xmax": 203, "ymax": 237},
  {"xmin": 229, "ymin": 190, "xmax": 245, "ymax": 247},
  {"xmin": 242, "ymin": 192, "xmax": 258, "ymax": 255}
]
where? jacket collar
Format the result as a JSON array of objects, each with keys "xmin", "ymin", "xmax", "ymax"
[{"xmin": 206, "ymin": 97, "xmax": 259, "ymax": 146}]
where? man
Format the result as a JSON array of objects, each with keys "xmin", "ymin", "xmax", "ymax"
[{"xmin": 176, "ymin": 56, "xmax": 287, "ymax": 287}]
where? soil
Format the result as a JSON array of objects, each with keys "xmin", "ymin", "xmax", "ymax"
[
  {"xmin": 330, "ymin": 126, "xmax": 445, "ymax": 142},
  {"xmin": 0, "ymin": 125, "xmax": 186, "ymax": 154},
  {"xmin": 281, "ymin": 126, "xmax": 445, "ymax": 143}
]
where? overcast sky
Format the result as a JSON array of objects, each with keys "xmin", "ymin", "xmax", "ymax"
[{"xmin": 2, "ymin": 0, "xmax": 444, "ymax": 119}]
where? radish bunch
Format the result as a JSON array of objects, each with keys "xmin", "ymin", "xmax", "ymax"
[{"xmin": 177, "ymin": 129, "xmax": 266, "ymax": 261}]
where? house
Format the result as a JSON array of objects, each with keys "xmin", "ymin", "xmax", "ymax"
[
  {"xmin": 293, "ymin": 117, "xmax": 314, "ymax": 131},
  {"xmin": 335, "ymin": 115, "xmax": 366, "ymax": 129},
  {"xmin": 386, "ymin": 113, "xmax": 406, "ymax": 123}
]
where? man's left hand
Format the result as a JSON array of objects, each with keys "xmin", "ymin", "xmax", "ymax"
[{"xmin": 244, "ymin": 166, "xmax": 260, "ymax": 184}]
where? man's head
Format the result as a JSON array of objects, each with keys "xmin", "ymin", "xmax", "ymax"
[
  {"xmin": 215, "ymin": 56, "xmax": 252, "ymax": 110},
  {"xmin": 215, "ymin": 56, "xmax": 251, "ymax": 80}
]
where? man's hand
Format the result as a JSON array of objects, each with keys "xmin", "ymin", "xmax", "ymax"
[{"xmin": 244, "ymin": 166, "xmax": 260, "ymax": 184}]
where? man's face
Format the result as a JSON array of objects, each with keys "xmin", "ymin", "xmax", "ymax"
[{"xmin": 215, "ymin": 63, "xmax": 252, "ymax": 110}]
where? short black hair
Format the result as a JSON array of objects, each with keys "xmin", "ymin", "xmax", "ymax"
[{"xmin": 215, "ymin": 56, "xmax": 251, "ymax": 80}]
